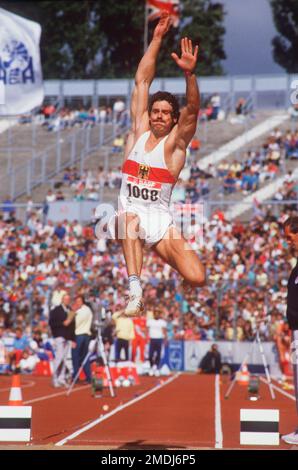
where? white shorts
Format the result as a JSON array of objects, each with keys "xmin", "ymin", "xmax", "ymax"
[{"xmin": 108, "ymin": 201, "xmax": 174, "ymax": 247}]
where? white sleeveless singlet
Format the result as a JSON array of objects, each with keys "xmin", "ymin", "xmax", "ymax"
[
  {"xmin": 117, "ymin": 131, "xmax": 177, "ymax": 246},
  {"xmin": 120, "ymin": 131, "xmax": 176, "ymax": 211}
]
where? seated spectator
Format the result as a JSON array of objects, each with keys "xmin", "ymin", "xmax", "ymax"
[
  {"xmin": 223, "ymin": 172, "xmax": 237, "ymax": 194},
  {"xmin": 112, "ymin": 135, "xmax": 125, "ymax": 153},
  {"xmin": 288, "ymin": 103, "xmax": 298, "ymax": 120},
  {"xmin": 198, "ymin": 344, "xmax": 222, "ymax": 374},
  {"xmin": 55, "ymin": 190, "xmax": 65, "ymax": 201},
  {"xmin": 30, "ymin": 329, "xmax": 54, "ymax": 361},
  {"xmin": 8, "ymin": 327, "xmax": 29, "ymax": 372},
  {"xmin": 42, "ymin": 104, "xmax": 55, "ymax": 119},
  {"xmin": 235, "ymin": 97, "xmax": 246, "ymax": 115},
  {"xmin": 0, "ymin": 327, "xmax": 9, "ymax": 373},
  {"xmin": 217, "ymin": 160, "xmax": 230, "ymax": 178},
  {"xmin": 229, "ymin": 160, "xmax": 243, "ymax": 178},
  {"xmin": 189, "ymin": 136, "xmax": 200, "ymax": 154},
  {"xmin": 19, "ymin": 349, "xmax": 39, "ymax": 374},
  {"xmin": 46, "ymin": 189, "xmax": 56, "ymax": 204}
]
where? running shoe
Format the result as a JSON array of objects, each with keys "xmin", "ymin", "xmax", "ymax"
[
  {"xmin": 281, "ymin": 429, "xmax": 298, "ymax": 445},
  {"xmin": 124, "ymin": 295, "xmax": 144, "ymax": 317}
]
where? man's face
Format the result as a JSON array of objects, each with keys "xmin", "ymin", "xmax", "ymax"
[
  {"xmin": 75, "ymin": 297, "xmax": 83, "ymax": 308},
  {"xmin": 62, "ymin": 295, "xmax": 71, "ymax": 306},
  {"xmin": 284, "ymin": 226, "xmax": 298, "ymax": 251},
  {"xmin": 149, "ymin": 100, "xmax": 176, "ymax": 136}
]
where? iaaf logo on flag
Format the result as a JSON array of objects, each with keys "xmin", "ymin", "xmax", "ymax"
[
  {"xmin": 0, "ymin": 8, "xmax": 44, "ymax": 115},
  {"xmin": 0, "ymin": 37, "xmax": 35, "ymax": 86},
  {"xmin": 146, "ymin": 0, "xmax": 180, "ymax": 27}
]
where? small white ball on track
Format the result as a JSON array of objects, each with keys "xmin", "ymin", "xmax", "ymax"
[{"xmin": 122, "ymin": 378, "xmax": 131, "ymax": 387}]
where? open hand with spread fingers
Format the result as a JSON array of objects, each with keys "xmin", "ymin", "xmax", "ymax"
[{"xmin": 171, "ymin": 38, "xmax": 199, "ymax": 74}]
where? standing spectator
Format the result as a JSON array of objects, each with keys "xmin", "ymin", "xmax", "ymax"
[
  {"xmin": 49, "ymin": 294, "xmax": 76, "ymax": 388},
  {"xmin": 112, "ymin": 309, "xmax": 135, "ymax": 362},
  {"xmin": 113, "ymin": 98, "xmax": 125, "ymax": 123},
  {"xmin": 51, "ymin": 283, "xmax": 67, "ymax": 308},
  {"xmin": 131, "ymin": 314, "xmax": 147, "ymax": 363},
  {"xmin": 147, "ymin": 308, "xmax": 167, "ymax": 376},
  {"xmin": 210, "ymin": 93, "xmax": 221, "ymax": 120},
  {"xmin": 54, "ymin": 222, "xmax": 66, "ymax": 240},
  {"xmin": 72, "ymin": 295, "xmax": 93, "ymax": 384},
  {"xmin": 2, "ymin": 196, "xmax": 15, "ymax": 222},
  {"xmin": 282, "ymin": 217, "xmax": 298, "ymax": 445}
]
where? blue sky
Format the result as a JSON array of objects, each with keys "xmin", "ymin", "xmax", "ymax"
[{"xmin": 217, "ymin": 0, "xmax": 284, "ymax": 75}]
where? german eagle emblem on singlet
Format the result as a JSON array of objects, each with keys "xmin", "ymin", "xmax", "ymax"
[{"xmin": 138, "ymin": 164, "xmax": 150, "ymax": 179}]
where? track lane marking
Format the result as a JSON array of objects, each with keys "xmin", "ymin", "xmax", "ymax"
[
  {"xmin": 215, "ymin": 374, "xmax": 223, "ymax": 449},
  {"xmin": 24, "ymin": 385, "xmax": 89, "ymax": 404},
  {"xmin": 55, "ymin": 372, "xmax": 181, "ymax": 447},
  {"xmin": 0, "ymin": 379, "xmax": 35, "ymax": 393},
  {"xmin": 260, "ymin": 377, "xmax": 295, "ymax": 401}
]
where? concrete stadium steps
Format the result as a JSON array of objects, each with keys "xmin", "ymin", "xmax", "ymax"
[
  {"xmin": 197, "ymin": 112, "xmax": 289, "ymax": 171},
  {"xmin": 2, "ymin": 123, "xmax": 115, "ymax": 201},
  {"xmin": 79, "ymin": 110, "xmax": 279, "ymax": 173},
  {"xmin": 12, "ymin": 110, "xmax": 295, "ymax": 208},
  {"xmin": 196, "ymin": 110, "xmax": 278, "ymax": 159},
  {"xmin": 195, "ymin": 112, "xmax": 295, "ymax": 213}
]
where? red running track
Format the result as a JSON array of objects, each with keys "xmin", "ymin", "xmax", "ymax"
[{"xmin": 0, "ymin": 373, "xmax": 296, "ymax": 449}]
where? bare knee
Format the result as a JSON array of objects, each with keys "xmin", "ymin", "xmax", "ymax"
[{"xmin": 186, "ymin": 266, "xmax": 206, "ymax": 287}]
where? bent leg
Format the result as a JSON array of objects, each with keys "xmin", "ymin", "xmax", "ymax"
[
  {"xmin": 153, "ymin": 226, "xmax": 205, "ymax": 287},
  {"xmin": 117, "ymin": 212, "xmax": 144, "ymax": 277}
]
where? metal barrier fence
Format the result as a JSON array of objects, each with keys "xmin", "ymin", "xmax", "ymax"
[
  {"xmin": 1, "ymin": 198, "xmax": 297, "ymax": 225},
  {"xmin": 43, "ymin": 73, "xmax": 298, "ymax": 110},
  {"xmin": 0, "ymin": 120, "xmax": 128, "ymax": 200}
]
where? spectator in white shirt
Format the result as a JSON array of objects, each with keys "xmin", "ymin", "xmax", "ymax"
[
  {"xmin": 72, "ymin": 295, "xmax": 93, "ymax": 383},
  {"xmin": 147, "ymin": 308, "xmax": 167, "ymax": 376}
]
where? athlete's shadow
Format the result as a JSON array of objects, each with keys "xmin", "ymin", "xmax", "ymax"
[{"xmin": 117, "ymin": 440, "xmax": 187, "ymax": 450}]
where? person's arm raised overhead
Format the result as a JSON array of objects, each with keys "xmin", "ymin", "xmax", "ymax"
[
  {"xmin": 124, "ymin": 12, "xmax": 171, "ymax": 159},
  {"xmin": 170, "ymin": 38, "xmax": 200, "ymax": 172}
]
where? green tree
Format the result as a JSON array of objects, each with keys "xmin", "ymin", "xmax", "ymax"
[
  {"xmin": 98, "ymin": 0, "xmax": 226, "ymax": 77},
  {"xmin": 154, "ymin": 0, "xmax": 226, "ymax": 77},
  {"xmin": 92, "ymin": 1, "xmax": 144, "ymax": 78},
  {"xmin": 0, "ymin": 0, "xmax": 226, "ymax": 78},
  {"xmin": 270, "ymin": 0, "xmax": 298, "ymax": 73}
]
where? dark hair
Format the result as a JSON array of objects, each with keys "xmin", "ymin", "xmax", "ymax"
[
  {"xmin": 283, "ymin": 216, "xmax": 298, "ymax": 233},
  {"xmin": 148, "ymin": 91, "xmax": 180, "ymax": 122}
]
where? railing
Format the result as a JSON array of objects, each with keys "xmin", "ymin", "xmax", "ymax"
[
  {"xmin": 0, "ymin": 120, "xmax": 129, "ymax": 200},
  {"xmin": 1, "ymin": 198, "xmax": 297, "ymax": 226}
]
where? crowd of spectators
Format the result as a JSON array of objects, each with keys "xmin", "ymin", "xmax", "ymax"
[
  {"xmin": 19, "ymin": 98, "xmax": 129, "ymax": 133},
  {"xmin": 0, "ymin": 194, "xmax": 297, "ymax": 375},
  {"xmin": 2, "ymin": 100, "xmax": 297, "ymax": 377},
  {"xmin": 31, "ymin": 123, "xmax": 297, "ymax": 206}
]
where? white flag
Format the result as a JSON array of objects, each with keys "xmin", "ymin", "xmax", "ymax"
[{"xmin": 0, "ymin": 8, "xmax": 44, "ymax": 116}]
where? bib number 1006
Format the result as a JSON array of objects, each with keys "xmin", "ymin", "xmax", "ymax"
[{"xmin": 127, "ymin": 183, "xmax": 159, "ymax": 202}]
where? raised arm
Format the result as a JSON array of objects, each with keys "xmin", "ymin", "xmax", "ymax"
[
  {"xmin": 129, "ymin": 12, "xmax": 171, "ymax": 135},
  {"xmin": 171, "ymin": 38, "xmax": 200, "ymax": 154}
]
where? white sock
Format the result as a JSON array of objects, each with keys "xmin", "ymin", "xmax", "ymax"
[{"xmin": 128, "ymin": 275, "xmax": 142, "ymax": 297}]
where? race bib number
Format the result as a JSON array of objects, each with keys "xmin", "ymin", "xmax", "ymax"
[{"xmin": 126, "ymin": 176, "xmax": 161, "ymax": 202}]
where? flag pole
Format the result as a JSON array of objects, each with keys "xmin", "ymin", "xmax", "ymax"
[{"xmin": 144, "ymin": 2, "xmax": 148, "ymax": 54}]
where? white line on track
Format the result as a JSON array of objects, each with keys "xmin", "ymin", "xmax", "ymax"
[
  {"xmin": 55, "ymin": 372, "xmax": 181, "ymax": 447},
  {"xmin": 0, "ymin": 379, "xmax": 35, "ymax": 393},
  {"xmin": 215, "ymin": 374, "xmax": 223, "ymax": 449},
  {"xmin": 260, "ymin": 377, "xmax": 295, "ymax": 402},
  {"xmin": 24, "ymin": 385, "xmax": 89, "ymax": 405}
]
